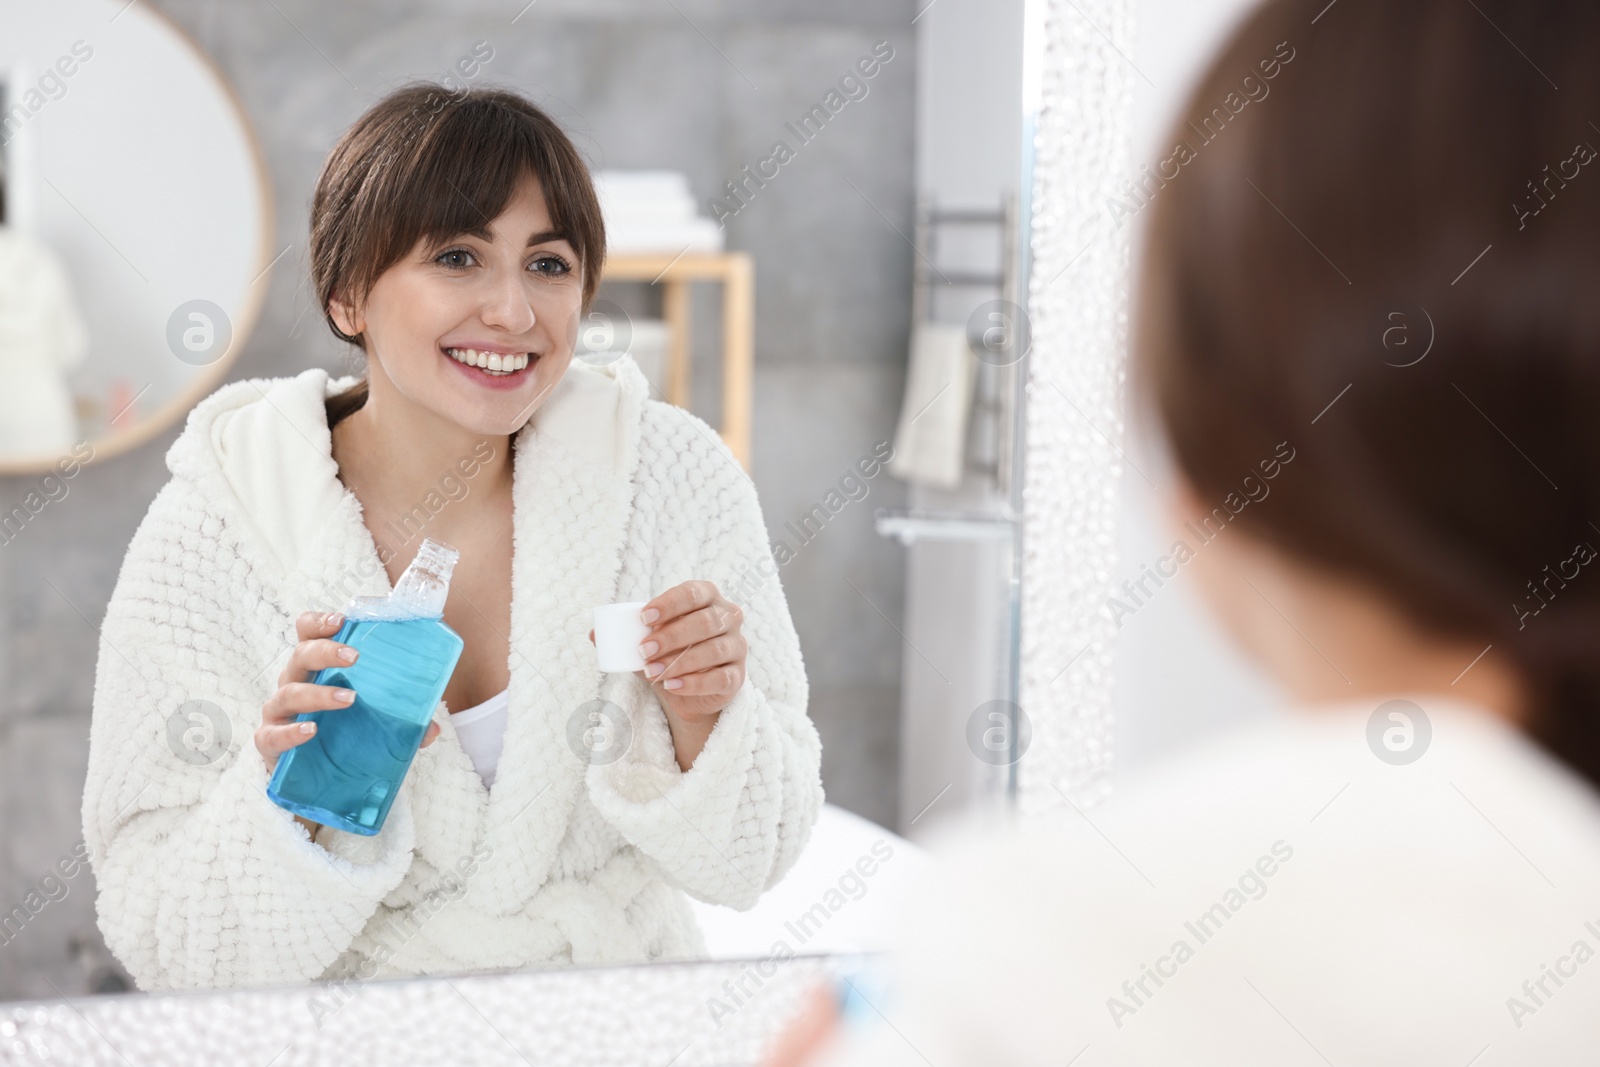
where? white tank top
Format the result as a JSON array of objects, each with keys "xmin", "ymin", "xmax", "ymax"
[{"xmin": 448, "ymin": 688, "xmax": 509, "ymax": 788}]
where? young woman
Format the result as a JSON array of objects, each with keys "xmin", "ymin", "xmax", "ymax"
[
  {"xmin": 81, "ymin": 84, "xmax": 823, "ymax": 992},
  {"xmin": 790, "ymin": 0, "xmax": 1600, "ymax": 1062}
]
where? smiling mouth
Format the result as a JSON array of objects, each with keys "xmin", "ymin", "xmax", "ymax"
[{"xmin": 443, "ymin": 346, "xmax": 535, "ymax": 376}]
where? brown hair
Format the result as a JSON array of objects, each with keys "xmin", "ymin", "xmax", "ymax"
[
  {"xmin": 1135, "ymin": 0, "xmax": 1600, "ymax": 785},
  {"xmin": 310, "ymin": 82, "xmax": 607, "ymax": 426}
]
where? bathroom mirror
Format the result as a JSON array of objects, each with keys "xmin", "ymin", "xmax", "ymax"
[
  {"xmin": 0, "ymin": 0, "xmax": 271, "ymax": 473},
  {"xmin": 0, "ymin": 0, "xmax": 1049, "ymax": 1021}
]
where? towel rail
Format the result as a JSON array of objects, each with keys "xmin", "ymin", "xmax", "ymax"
[{"xmin": 884, "ymin": 192, "xmax": 1022, "ymax": 544}]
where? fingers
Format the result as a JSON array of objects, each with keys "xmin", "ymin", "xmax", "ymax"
[
  {"xmin": 263, "ymin": 680, "xmax": 356, "ymax": 726},
  {"xmin": 645, "ymin": 633, "xmax": 744, "ymax": 683},
  {"xmin": 645, "ymin": 602, "xmax": 742, "ymax": 661},
  {"xmin": 763, "ymin": 983, "xmax": 840, "ymax": 1067},
  {"xmin": 256, "ymin": 719, "xmax": 319, "ymax": 771},
  {"xmin": 278, "ymin": 635, "xmax": 359, "ymax": 689},
  {"xmin": 262, "ymin": 612, "xmax": 361, "ymax": 768},
  {"xmin": 640, "ymin": 580, "xmax": 720, "ymax": 630},
  {"xmin": 652, "ymin": 662, "xmax": 743, "ymax": 697},
  {"xmin": 419, "ymin": 721, "xmax": 441, "ymax": 748},
  {"xmin": 295, "ymin": 610, "xmax": 345, "ymax": 642}
]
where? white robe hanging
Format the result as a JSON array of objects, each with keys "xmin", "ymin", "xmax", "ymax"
[{"xmin": 0, "ymin": 226, "xmax": 89, "ymax": 457}]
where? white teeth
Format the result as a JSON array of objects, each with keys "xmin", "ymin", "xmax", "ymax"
[{"xmin": 445, "ymin": 348, "xmax": 531, "ymax": 374}]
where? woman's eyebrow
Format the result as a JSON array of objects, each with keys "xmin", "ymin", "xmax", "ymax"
[
  {"xmin": 457, "ymin": 225, "xmax": 571, "ymax": 247},
  {"xmin": 524, "ymin": 229, "xmax": 569, "ymax": 247}
]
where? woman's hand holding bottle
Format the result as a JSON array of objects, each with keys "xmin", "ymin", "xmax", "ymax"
[{"xmin": 258, "ymin": 610, "xmax": 441, "ymax": 837}]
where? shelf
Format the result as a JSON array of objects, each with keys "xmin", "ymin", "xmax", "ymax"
[
  {"xmin": 874, "ymin": 507, "xmax": 1018, "ymax": 545},
  {"xmin": 602, "ymin": 251, "xmax": 753, "ymax": 470}
]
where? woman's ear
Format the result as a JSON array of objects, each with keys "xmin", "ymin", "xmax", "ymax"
[{"xmin": 328, "ymin": 291, "xmax": 362, "ymax": 339}]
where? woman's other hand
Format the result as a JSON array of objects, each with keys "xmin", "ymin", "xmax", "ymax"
[
  {"xmin": 636, "ymin": 580, "xmax": 748, "ymax": 721},
  {"xmin": 762, "ymin": 982, "xmax": 840, "ymax": 1067},
  {"xmin": 587, "ymin": 579, "xmax": 747, "ymax": 769}
]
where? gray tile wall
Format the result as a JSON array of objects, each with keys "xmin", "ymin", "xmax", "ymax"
[{"xmin": 0, "ymin": 0, "xmax": 915, "ymax": 999}]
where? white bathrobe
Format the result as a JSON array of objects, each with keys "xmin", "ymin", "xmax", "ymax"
[
  {"xmin": 814, "ymin": 694, "xmax": 1600, "ymax": 1065},
  {"xmin": 80, "ymin": 355, "xmax": 824, "ymax": 993}
]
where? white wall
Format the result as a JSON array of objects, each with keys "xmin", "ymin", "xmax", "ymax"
[
  {"xmin": 1111, "ymin": 0, "xmax": 1286, "ymax": 773},
  {"xmin": 897, "ymin": 0, "xmax": 1024, "ymax": 837}
]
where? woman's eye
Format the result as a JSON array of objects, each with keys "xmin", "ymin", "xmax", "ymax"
[
  {"xmin": 433, "ymin": 248, "xmax": 570, "ymax": 274},
  {"xmin": 436, "ymin": 248, "xmax": 476, "ymax": 269},
  {"xmin": 530, "ymin": 254, "xmax": 573, "ymax": 276}
]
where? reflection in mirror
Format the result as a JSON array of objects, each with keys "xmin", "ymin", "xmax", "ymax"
[
  {"xmin": 0, "ymin": 0, "xmax": 1031, "ymax": 1034},
  {"xmin": 0, "ymin": 73, "xmax": 91, "ymax": 459},
  {"xmin": 0, "ymin": 0, "xmax": 271, "ymax": 475}
]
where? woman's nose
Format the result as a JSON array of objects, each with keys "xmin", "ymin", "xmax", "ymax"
[{"xmin": 479, "ymin": 271, "xmax": 536, "ymax": 334}]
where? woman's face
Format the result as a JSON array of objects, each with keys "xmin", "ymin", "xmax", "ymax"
[{"xmin": 332, "ymin": 170, "xmax": 583, "ymax": 437}]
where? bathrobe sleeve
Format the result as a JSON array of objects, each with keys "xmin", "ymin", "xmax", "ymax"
[
  {"xmin": 586, "ymin": 409, "xmax": 825, "ymax": 910},
  {"xmin": 80, "ymin": 478, "xmax": 417, "ymax": 992}
]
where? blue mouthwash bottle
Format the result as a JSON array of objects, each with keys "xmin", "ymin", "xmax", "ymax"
[{"xmin": 267, "ymin": 538, "xmax": 465, "ymax": 836}]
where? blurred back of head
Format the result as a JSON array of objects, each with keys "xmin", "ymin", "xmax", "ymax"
[{"xmin": 1134, "ymin": 0, "xmax": 1600, "ymax": 784}]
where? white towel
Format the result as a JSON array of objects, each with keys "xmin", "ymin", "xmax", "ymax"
[
  {"xmin": 888, "ymin": 322, "xmax": 977, "ymax": 489},
  {"xmin": 593, "ymin": 170, "xmax": 724, "ymax": 253},
  {"xmin": 603, "ymin": 218, "xmax": 724, "ymax": 254}
]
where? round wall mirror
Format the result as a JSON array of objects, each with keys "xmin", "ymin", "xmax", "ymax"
[{"xmin": 0, "ymin": 0, "xmax": 271, "ymax": 473}]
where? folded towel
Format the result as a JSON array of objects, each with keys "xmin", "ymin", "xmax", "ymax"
[
  {"xmin": 594, "ymin": 171, "xmax": 725, "ymax": 253},
  {"xmin": 604, "ymin": 219, "xmax": 724, "ymax": 254},
  {"xmin": 888, "ymin": 322, "xmax": 977, "ymax": 489},
  {"xmin": 593, "ymin": 170, "xmax": 698, "ymax": 217}
]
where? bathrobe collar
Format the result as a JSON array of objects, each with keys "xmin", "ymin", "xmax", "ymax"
[{"xmin": 164, "ymin": 356, "xmax": 652, "ymax": 915}]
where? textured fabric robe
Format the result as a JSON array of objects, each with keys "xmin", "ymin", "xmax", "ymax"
[{"xmin": 81, "ymin": 356, "xmax": 823, "ymax": 992}]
